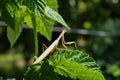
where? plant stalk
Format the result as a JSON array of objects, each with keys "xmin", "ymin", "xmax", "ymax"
[
  {"xmin": 32, "ymin": 15, "xmax": 39, "ymax": 57},
  {"xmin": 33, "ymin": 25, "xmax": 38, "ymax": 56}
]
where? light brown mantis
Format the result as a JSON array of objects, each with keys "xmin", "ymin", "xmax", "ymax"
[{"xmin": 33, "ymin": 30, "xmax": 77, "ymax": 64}]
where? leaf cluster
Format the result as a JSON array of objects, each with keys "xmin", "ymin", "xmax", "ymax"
[
  {"xmin": 24, "ymin": 50, "xmax": 105, "ymax": 80},
  {"xmin": 0, "ymin": 0, "xmax": 69, "ymax": 47}
]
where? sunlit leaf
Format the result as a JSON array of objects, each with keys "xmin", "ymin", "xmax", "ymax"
[
  {"xmin": 49, "ymin": 50, "xmax": 105, "ymax": 80},
  {"xmin": 45, "ymin": 6, "xmax": 70, "ymax": 30},
  {"xmin": 5, "ymin": 4, "xmax": 27, "ymax": 47},
  {"xmin": 24, "ymin": 0, "xmax": 46, "ymax": 18},
  {"xmin": 24, "ymin": 0, "xmax": 69, "ymax": 40},
  {"xmin": 25, "ymin": 14, "xmax": 54, "ymax": 40},
  {"xmin": 50, "ymin": 50, "xmax": 101, "ymax": 72},
  {"xmin": 46, "ymin": 0, "xmax": 58, "ymax": 11},
  {"xmin": 24, "ymin": 50, "xmax": 105, "ymax": 80}
]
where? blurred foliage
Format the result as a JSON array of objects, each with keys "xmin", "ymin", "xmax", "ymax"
[
  {"xmin": 0, "ymin": 77, "xmax": 16, "ymax": 80},
  {"xmin": 0, "ymin": 47, "xmax": 35, "ymax": 80},
  {"xmin": 106, "ymin": 64, "xmax": 120, "ymax": 77},
  {"xmin": 58, "ymin": 0, "xmax": 120, "ymax": 80}
]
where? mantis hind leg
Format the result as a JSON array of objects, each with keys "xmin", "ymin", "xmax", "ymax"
[{"xmin": 61, "ymin": 35, "xmax": 78, "ymax": 49}]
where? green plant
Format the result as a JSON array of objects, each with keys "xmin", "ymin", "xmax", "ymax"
[
  {"xmin": 0, "ymin": 0, "xmax": 105, "ymax": 80},
  {"xmin": 0, "ymin": 0, "xmax": 69, "ymax": 56},
  {"xmin": 24, "ymin": 49, "xmax": 105, "ymax": 80}
]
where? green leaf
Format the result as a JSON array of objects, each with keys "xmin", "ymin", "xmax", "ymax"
[
  {"xmin": 46, "ymin": 0, "xmax": 58, "ymax": 11},
  {"xmin": 6, "ymin": 5, "xmax": 27, "ymax": 47},
  {"xmin": 49, "ymin": 50, "xmax": 105, "ymax": 80},
  {"xmin": 0, "ymin": 1, "xmax": 27, "ymax": 47},
  {"xmin": 1, "ymin": 1, "xmax": 17, "ymax": 29},
  {"xmin": 32, "ymin": 15, "xmax": 54, "ymax": 41},
  {"xmin": 24, "ymin": 0, "xmax": 67, "ymax": 41},
  {"xmin": 24, "ymin": 61, "xmax": 59, "ymax": 80},
  {"xmin": 24, "ymin": 0, "xmax": 46, "ymax": 18},
  {"xmin": 7, "ymin": 25, "xmax": 23, "ymax": 47},
  {"xmin": 49, "ymin": 56, "xmax": 105, "ymax": 80},
  {"xmin": 45, "ymin": 6, "xmax": 70, "ymax": 30},
  {"xmin": 24, "ymin": 9, "xmax": 33, "ymax": 28},
  {"xmin": 24, "ymin": 0, "xmax": 58, "ymax": 40},
  {"xmin": 24, "ymin": 50, "xmax": 105, "ymax": 80},
  {"xmin": 41, "ymin": 15, "xmax": 55, "ymax": 40},
  {"xmin": 24, "ymin": 14, "xmax": 54, "ymax": 40},
  {"xmin": 50, "ymin": 50, "xmax": 101, "ymax": 72}
]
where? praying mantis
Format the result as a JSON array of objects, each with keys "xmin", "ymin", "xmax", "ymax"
[{"xmin": 33, "ymin": 30, "xmax": 77, "ymax": 64}]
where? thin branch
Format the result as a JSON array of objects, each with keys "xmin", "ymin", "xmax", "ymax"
[{"xmin": 33, "ymin": 30, "xmax": 67, "ymax": 64}]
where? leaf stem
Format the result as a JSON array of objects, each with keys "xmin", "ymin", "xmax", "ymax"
[
  {"xmin": 33, "ymin": 25, "xmax": 38, "ymax": 56},
  {"xmin": 32, "ymin": 15, "xmax": 38, "ymax": 57}
]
